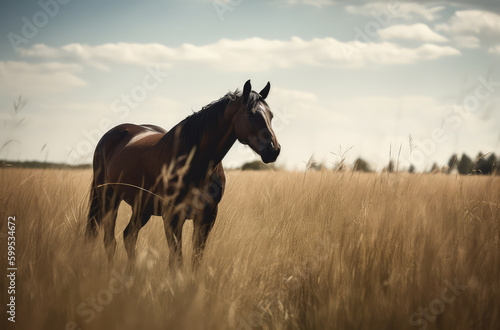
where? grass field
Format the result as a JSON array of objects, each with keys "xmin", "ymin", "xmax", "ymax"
[{"xmin": 0, "ymin": 168, "xmax": 499, "ymax": 329}]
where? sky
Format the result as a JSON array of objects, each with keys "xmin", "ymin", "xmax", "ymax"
[{"xmin": 0, "ymin": 0, "xmax": 499, "ymax": 171}]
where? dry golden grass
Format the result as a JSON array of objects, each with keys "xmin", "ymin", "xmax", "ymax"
[{"xmin": 0, "ymin": 168, "xmax": 499, "ymax": 329}]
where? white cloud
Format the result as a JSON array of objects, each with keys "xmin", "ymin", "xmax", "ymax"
[
  {"xmin": 436, "ymin": 10, "xmax": 500, "ymax": 49},
  {"xmin": 452, "ymin": 35, "xmax": 480, "ymax": 49},
  {"xmin": 344, "ymin": 42, "xmax": 459, "ymax": 65},
  {"xmin": 436, "ymin": 10, "xmax": 500, "ymax": 36},
  {"xmin": 379, "ymin": 23, "xmax": 449, "ymax": 42},
  {"xmin": 18, "ymin": 43, "xmax": 174, "ymax": 70},
  {"xmin": 345, "ymin": 2, "xmax": 445, "ymax": 21},
  {"xmin": 0, "ymin": 61, "xmax": 86, "ymax": 95},
  {"xmin": 489, "ymin": 45, "xmax": 500, "ymax": 55},
  {"xmin": 19, "ymin": 37, "xmax": 461, "ymax": 71}
]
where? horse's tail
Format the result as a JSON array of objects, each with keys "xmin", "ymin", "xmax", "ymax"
[
  {"xmin": 85, "ymin": 146, "xmax": 106, "ymax": 240},
  {"xmin": 86, "ymin": 184, "xmax": 100, "ymax": 239}
]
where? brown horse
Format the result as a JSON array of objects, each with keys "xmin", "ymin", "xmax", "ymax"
[{"xmin": 86, "ymin": 80, "xmax": 280, "ymax": 268}]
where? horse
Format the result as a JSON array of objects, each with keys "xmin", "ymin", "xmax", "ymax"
[{"xmin": 85, "ymin": 80, "xmax": 280, "ymax": 268}]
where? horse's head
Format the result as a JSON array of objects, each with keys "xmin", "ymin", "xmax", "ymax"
[{"xmin": 234, "ymin": 80, "xmax": 281, "ymax": 164}]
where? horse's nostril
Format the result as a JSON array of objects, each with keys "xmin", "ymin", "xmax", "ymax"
[{"xmin": 265, "ymin": 144, "xmax": 280, "ymax": 159}]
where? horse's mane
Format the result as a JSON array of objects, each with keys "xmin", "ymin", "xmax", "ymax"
[{"xmin": 180, "ymin": 90, "xmax": 241, "ymax": 146}]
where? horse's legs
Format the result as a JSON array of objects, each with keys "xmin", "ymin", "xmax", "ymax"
[
  {"xmin": 123, "ymin": 212, "xmax": 151, "ymax": 269},
  {"xmin": 162, "ymin": 212, "xmax": 184, "ymax": 266},
  {"xmin": 101, "ymin": 187, "xmax": 121, "ymax": 264},
  {"xmin": 192, "ymin": 205, "xmax": 218, "ymax": 267}
]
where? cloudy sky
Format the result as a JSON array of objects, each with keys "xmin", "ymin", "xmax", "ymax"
[{"xmin": 1, "ymin": 0, "xmax": 499, "ymax": 170}]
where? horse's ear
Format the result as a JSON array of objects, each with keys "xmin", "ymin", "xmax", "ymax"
[
  {"xmin": 259, "ymin": 82, "xmax": 271, "ymax": 99},
  {"xmin": 243, "ymin": 79, "xmax": 251, "ymax": 103}
]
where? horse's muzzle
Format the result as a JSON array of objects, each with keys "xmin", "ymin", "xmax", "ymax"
[{"xmin": 261, "ymin": 142, "xmax": 280, "ymax": 164}]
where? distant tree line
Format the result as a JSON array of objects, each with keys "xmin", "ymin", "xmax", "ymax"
[
  {"xmin": 240, "ymin": 160, "xmax": 276, "ymax": 171},
  {"xmin": 239, "ymin": 151, "xmax": 499, "ymax": 175},
  {"xmin": 352, "ymin": 152, "xmax": 498, "ymax": 175},
  {"xmin": 445, "ymin": 152, "xmax": 498, "ymax": 175},
  {"xmin": 0, "ymin": 160, "xmax": 91, "ymax": 170},
  {"xmin": 2, "ymin": 152, "xmax": 498, "ymax": 175}
]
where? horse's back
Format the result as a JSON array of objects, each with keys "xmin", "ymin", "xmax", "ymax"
[
  {"xmin": 97, "ymin": 123, "xmax": 166, "ymax": 154},
  {"xmin": 94, "ymin": 124, "xmax": 166, "ymax": 181},
  {"xmin": 102, "ymin": 123, "xmax": 166, "ymax": 141},
  {"xmin": 141, "ymin": 124, "xmax": 167, "ymax": 134}
]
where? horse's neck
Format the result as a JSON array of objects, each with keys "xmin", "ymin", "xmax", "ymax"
[
  {"xmin": 163, "ymin": 102, "xmax": 237, "ymax": 177},
  {"xmin": 196, "ymin": 107, "xmax": 237, "ymax": 169}
]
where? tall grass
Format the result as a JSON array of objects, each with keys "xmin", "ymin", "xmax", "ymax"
[{"xmin": 0, "ymin": 168, "xmax": 499, "ymax": 329}]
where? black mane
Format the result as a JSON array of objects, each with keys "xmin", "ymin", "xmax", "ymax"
[
  {"xmin": 180, "ymin": 90, "xmax": 240, "ymax": 146},
  {"xmin": 179, "ymin": 89, "xmax": 265, "ymax": 147}
]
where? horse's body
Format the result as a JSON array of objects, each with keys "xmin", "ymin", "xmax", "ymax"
[{"xmin": 86, "ymin": 80, "xmax": 280, "ymax": 267}]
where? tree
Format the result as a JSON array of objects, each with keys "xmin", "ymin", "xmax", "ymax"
[
  {"xmin": 429, "ymin": 163, "xmax": 439, "ymax": 173},
  {"xmin": 473, "ymin": 153, "xmax": 497, "ymax": 175},
  {"xmin": 309, "ymin": 162, "xmax": 326, "ymax": 171},
  {"xmin": 457, "ymin": 154, "xmax": 473, "ymax": 175},
  {"xmin": 472, "ymin": 152, "xmax": 486, "ymax": 174},
  {"xmin": 447, "ymin": 154, "xmax": 458, "ymax": 173},
  {"xmin": 353, "ymin": 157, "xmax": 372, "ymax": 172},
  {"xmin": 386, "ymin": 160, "xmax": 394, "ymax": 173},
  {"xmin": 487, "ymin": 153, "xmax": 497, "ymax": 174},
  {"xmin": 241, "ymin": 160, "xmax": 275, "ymax": 171}
]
